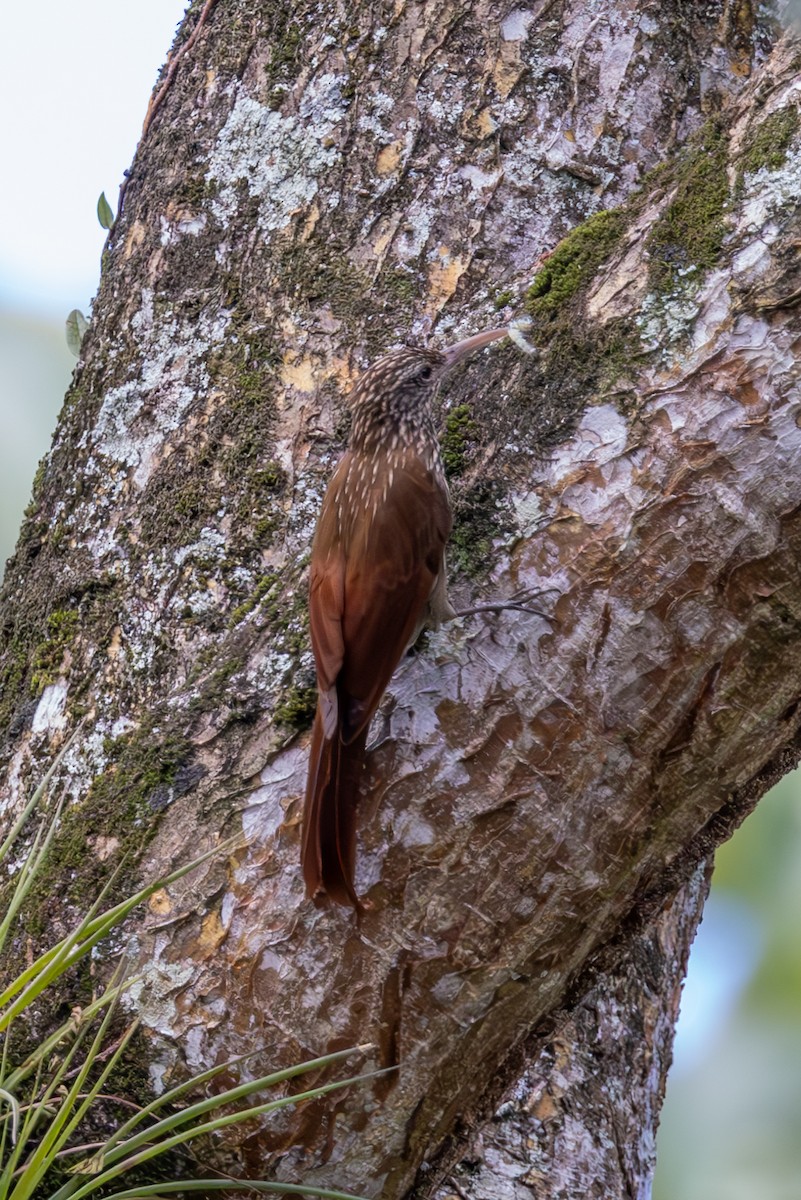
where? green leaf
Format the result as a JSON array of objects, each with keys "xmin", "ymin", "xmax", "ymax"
[
  {"xmin": 96, "ymin": 192, "xmax": 114, "ymax": 229},
  {"xmin": 65, "ymin": 310, "xmax": 89, "ymax": 357},
  {"xmin": 100, "ymin": 1043, "xmax": 376, "ymax": 1156},
  {"xmin": 99, "ymin": 1182, "xmax": 372, "ymax": 1200},
  {"xmin": 59, "ymin": 1068, "xmax": 390, "ymax": 1200},
  {"xmin": 0, "ymin": 1088, "xmax": 19, "ymax": 1145}
]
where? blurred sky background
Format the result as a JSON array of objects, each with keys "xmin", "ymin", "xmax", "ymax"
[{"xmin": 0, "ymin": 4, "xmax": 799, "ymax": 1197}]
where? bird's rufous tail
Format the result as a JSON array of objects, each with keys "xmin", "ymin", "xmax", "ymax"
[{"xmin": 301, "ymin": 708, "xmax": 368, "ymax": 911}]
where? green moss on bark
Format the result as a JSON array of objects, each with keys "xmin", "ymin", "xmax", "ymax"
[
  {"xmin": 0, "ymin": 646, "xmax": 28, "ymax": 733},
  {"xmin": 646, "ymin": 119, "xmax": 730, "ymax": 290},
  {"xmin": 274, "ymin": 679, "xmax": 317, "ymax": 729},
  {"xmin": 441, "ymin": 405, "xmax": 478, "ymax": 480},
  {"xmin": 30, "ymin": 609, "xmax": 79, "ymax": 694},
  {"xmin": 527, "ymin": 210, "xmax": 626, "ymax": 318},
  {"xmin": 518, "ymin": 202, "xmax": 642, "ymax": 433},
  {"xmin": 449, "ymin": 480, "xmax": 515, "ymax": 579},
  {"xmin": 229, "ymin": 572, "xmax": 280, "ymax": 626},
  {"xmin": 22, "ymin": 723, "xmax": 195, "ymax": 937},
  {"xmin": 739, "ymin": 106, "xmax": 799, "ymax": 177}
]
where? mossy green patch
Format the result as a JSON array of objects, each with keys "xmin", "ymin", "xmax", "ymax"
[
  {"xmin": 437, "ymin": 200, "xmax": 645, "ymax": 585},
  {"xmin": 249, "ymin": 462, "xmax": 286, "ymax": 492},
  {"xmin": 215, "ymin": 325, "xmax": 287, "ymax": 553},
  {"xmin": 231, "ymin": 327, "xmax": 281, "ymax": 410},
  {"xmin": 24, "ymin": 459, "xmax": 47, "ymax": 519},
  {"xmin": 276, "ymin": 240, "xmax": 372, "ymax": 325},
  {"xmin": 540, "ymin": 316, "xmax": 639, "ymax": 401},
  {"xmin": 379, "ymin": 266, "xmax": 419, "ymax": 307},
  {"xmin": 440, "ymin": 405, "xmax": 478, "ymax": 480},
  {"xmin": 0, "ymin": 646, "xmax": 28, "ymax": 732},
  {"xmin": 193, "ymin": 653, "xmax": 246, "ymax": 702},
  {"xmin": 274, "ymin": 679, "xmax": 317, "ymax": 730},
  {"xmin": 139, "ymin": 453, "xmax": 217, "ymax": 548},
  {"xmin": 233, "ymin": 460, "xmax": 287, "ymax": 543},
  {"xmin": 0, "ymin": 575, "xmax": 118, "ymax": 738},
  {"xmin": 449, "ymin": 480, "xmax": 515, "ymax": 579},
  {"xmin": 140, "ymin": 322, "xmax": 283, "ymax": 559},
  {"xmin": 229, "ymin": 572, "xmax": 280, "ymax": 626},
  {"xmin": 222, "ymin": 570, "xmax": 315, "ymax": 730},
  {"xmin": 739, "ymin": 106, "xmax": 799, "ymax": 178},
  {"xmin": 22, "ymin": 722, "xmax": 194, "ymax": 938},
  {"xmin": 177, "ymin": 172, "xmax": 218, "ymax": 208},
  {"xmin": 265, "ymin": 12, "xmax": 304, "ymax": 91},
  {"xmin": 646, "ymin": 119, "xmax": 729, "ymax": 290},
  {"xmin": 527, "ymin": 210, "xmax": 625, "ymax": 318},
  {"xmin": 518, "ymin": 202, "xmax": 642, "ymax": 426},
  {"xmin": 30, "ymin": 609, "xmax": 79, "ymax": 695},
  {"xmin": 518, "ymin": 118, "xmax": 731, "ymax": 418}
]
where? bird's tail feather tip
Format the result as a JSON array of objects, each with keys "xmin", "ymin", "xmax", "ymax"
[
  {"xmin": 307, "ymin": 880, "xmax": 372, "ymax": 918},
  {"xmin": 301, "ymin": 715, "xmax": 370, "ymax": 916}
]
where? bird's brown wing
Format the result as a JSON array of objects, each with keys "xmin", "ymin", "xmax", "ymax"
[
  {"xmin": 309, "ymin": 451, "xmax": 451, "ymax": 736},
  {"xmin": 336, "ymin": 456, "xmax": 451, "ymax": 741},
  {"xmin": 303, "ymin": 451, "xmax": 450, "ymax": 906},
  {"xmin": 308, "ymin": 492, "xmax": 346, "ymax": 738}
]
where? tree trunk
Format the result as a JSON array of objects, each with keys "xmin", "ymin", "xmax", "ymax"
[{"xmin": 2, "ymin": 1, "xmax": 800, "ymax": 1195}]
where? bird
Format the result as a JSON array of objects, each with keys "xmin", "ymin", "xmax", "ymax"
[{"xmin": 301, "ymin": 325, "xmax": 511, "ymax": 912}]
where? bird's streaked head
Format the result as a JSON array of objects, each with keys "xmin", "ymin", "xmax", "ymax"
[
  {"xmin": 348, "ymin": 327, "xmax": 510, "ymax": 454},
  {"xmin": 352, "ymin": 327, "xmax": 509, "ymax": 408},
  {"xmin": 355, "ymin": 346, "xmax": 446, "ymax": 406}
]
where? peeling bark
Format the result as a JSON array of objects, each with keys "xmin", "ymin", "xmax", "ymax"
[{"xmin": 1, "ymin": 1, "xmax": 800, "ymax": 1196}]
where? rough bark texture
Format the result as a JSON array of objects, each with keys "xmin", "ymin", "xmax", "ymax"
[
  {"xmin": 2, "ymin": 1, "xmax": 800, "ymax": 1196},
  {"xmin": 432, "ymin": 865, "xmax": 711, "ymax": 1200}
]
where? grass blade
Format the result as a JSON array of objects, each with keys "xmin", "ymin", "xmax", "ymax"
[
  {"xmin": 102, "ymin": 1044, "xmax": 375, "ymax": 1155},
  {"xmin": 0, "ymin": 728, "xmax": 80, "ymax": 867},
  {"xmin": 0, "ymin": 1092, "xmax": 19, "ymax": 1147},
  {"xmin": 0, "ymin": 791, "xmax": 68, "ymax": 956},
  {"xmin": 64, "ymin": 1069, "xmax": 389, "ymax": 1200},
  {"xmin": 97, "ymin": 1182, "xmax": 371, "ymax": 1200},
  {"xmin": 7, "ymin": 983, "xmax": 133, "ymax": 1200},
  {"xmin": 3, "ymin": 978, "xmax": 131, "ymax": 1095},
  {"xmin": 1, "ymin": 838, "xmax": 234, "ymax": 1023}
]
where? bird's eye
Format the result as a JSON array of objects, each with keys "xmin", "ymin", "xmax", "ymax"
[{"xmin": 419, "ymin": 365, "xmax": 433, "ymax": 380}]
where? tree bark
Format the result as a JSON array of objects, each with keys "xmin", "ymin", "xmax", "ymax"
[{"xmin": 2, "ymin": 1, "xmax": 800, "ymax": 1196}]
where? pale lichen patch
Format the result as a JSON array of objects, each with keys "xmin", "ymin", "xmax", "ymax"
[
  {"xmin": 637, "ymin": 274, "xmax": 706, "ymax": 352},
  {"xmin": 392, "ymin": 200, "xmax": 435, "ymax": 261},
  {"xmin": 207, "ymin": 77, "xmax": 348, "ymax": 235},
  {"xmin": 501, "ymin": 9, "xmax": 535, "ymax": 42},
  {"xmin": 512, "ymin": 492, "xmax": 543, "ymax": 540},
  {"xmin": 242, "ymin": 745, "xmax": 307, "ymax": 843},
  {"xmin": 159, "ymin": 211, "xmax": 208, "ymax": 247},
  {"xmin": 739, "ymin": 145, "xmax": 801, "ymax": 232},
  {"xmin": 174, "ymin": 528, "xmax": 226, "ymax": 567},
  {"xmin": 88, "ymin": 293, "xmax": 229, "ymax": 490},
  {"xmin": 31, "ymin": 680, "xmax": 68, "ymax": 735},
  {"xmin": 1, "ymin": 740, "xmax": 32, "ymax": 818},
  {"xmin": 355, "ymin": 89, "xmax": 396, "ymax": 138},
  {"xmin": 124, "ymin": 957, "xmax": 198, "ymax": 1035},
  {"xmin": 460, "ymin": 165, "xmax": 503, "ymax": 193}
]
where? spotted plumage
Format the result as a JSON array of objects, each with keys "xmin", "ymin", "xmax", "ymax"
[{"xmin": 301, "ymin": 328, "xmax": 509, "ymax": 911}]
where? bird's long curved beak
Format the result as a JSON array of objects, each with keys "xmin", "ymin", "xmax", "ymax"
[{"xmin": 440, "ymin": 326, "xmax": 509, "ymax": 370}]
